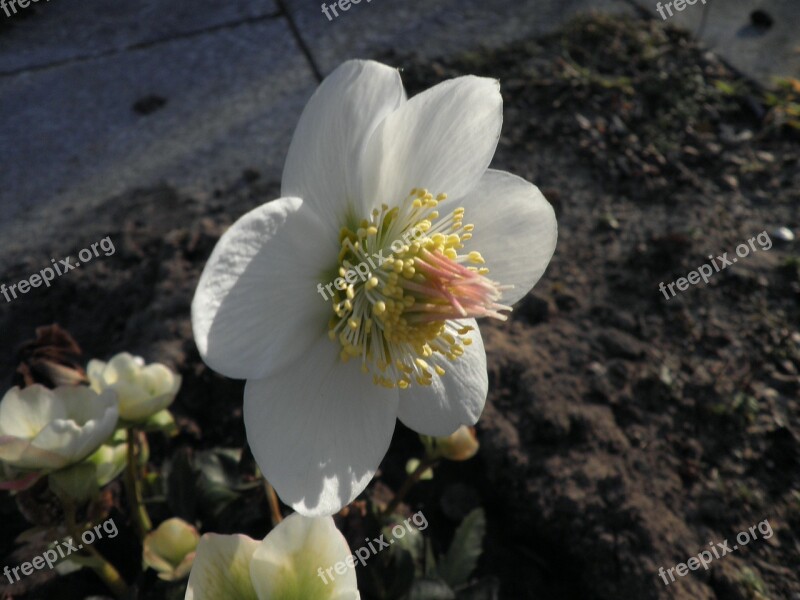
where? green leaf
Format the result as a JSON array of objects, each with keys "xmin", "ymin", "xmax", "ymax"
[
  {"xmin": 195, "ymin": 449, "xmax": 242, "ymax": 487},
  {"xmin": 199, "ymin": 482, "xmax": 240, "ymax": 517},
  {"xmin": 405, "ymin": 578, "xmax": 456, "ymax": 600},
  {"xmin": 48, "ymin": 463, "xmax": 99, "ymax": 504},
  {"xmin": 140, "ymin": 409, "xmax": 178, "ymax": 435},
  {"xmin": 196, "ymin": 449, "xmax": 245, "ymax": 516},
  {"xmin": 436, "ymin": 508, "xmax": 486, "ymax": 588},
  {"xmin": 383, "ymin": 520, "xmax": 424, "ymax": 575},
  {"xmin": 713, "ymin": 80, "xmax": 737, "ymax": 96},
  {"xmin": 362, "ymin": 542, "xmax": 415, "ymax": 600}
]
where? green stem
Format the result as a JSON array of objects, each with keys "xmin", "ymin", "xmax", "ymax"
[
  {"xmin": 264, "ymin": 481, "xmax": 283, "ymax": 527},
  {"xmin": 124, "ymin": 428, "xmax": 152, "ymax": 541},
  {"xmin": 382, "ymin": 457, "xmax": 438, "ymax": 517},
  {"xmin": 63, "ymin": 500, "xmax": 129, "ymax": 598}
]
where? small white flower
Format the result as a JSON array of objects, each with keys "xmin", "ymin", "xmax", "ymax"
[
  {"xmin": 144, "ymin": 517, "xmax": 200, "ymax": 581},
  {"xmin": 0, "ymin": 384, "xmax": 118, "ymax": 471},
  {"xmin": 192, "ymin": 59, "xmax": 557, "ymax": 515},
  {"xmin": 88, "ymin": 353, "xmax": 181, "ymax": 422},
  {"xmin": 185, "ymin": 514, "xmax": 358, "ymax": 600}
]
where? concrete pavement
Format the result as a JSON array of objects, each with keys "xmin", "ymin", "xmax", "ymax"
[{"xmin": 0, "ymin": 0, "xmax": 797, "ymax": 245}]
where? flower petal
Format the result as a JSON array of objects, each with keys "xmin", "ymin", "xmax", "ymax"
[
  {"xmin": 86, "ymin": 359, "xmax": 107, "ymax": 390},
  {"xmin": 457, "ymin": 169, "xmax": 557, "ymax": 305},
  {"xmin": 0, "ymin": 471, "xmax": 41, "ymax": 491},
  {"xmin": 250, "ymin": 514, "xmax": 358, "ymax": 600},
  {"xmin": 244, "ymin": 337, "xmax": 398, "ymax": 516},
  {"xmin": 0, "ymin": 385, "xmax": 67, "ymax": 439},
  {"xmin": 397, "ymin": 319, "xmax": 488, "ymax": 437},
  {"xmin": 0, "ymin": 436, "xmax": 67, "ymax": 470},
  {"xmin": 282, "ymin": 59, "xmax": 406, "ymax": 231},
  {"xmin": 192, "ymin": 197, "xmax": 334, "ymax": 380},
  {"xmin": 359, "ymin": 75, "xmax": 502, "ymax": 213},
  {"xmin": 185, "ymin": 533, "xmax": 259, "ymax": 600},
  {"xmin": 120, "ymin": 390, "xmax": 175, "ymax": 422},
  {"xmin": 33, "ymin": 388, "xmax": 118, "ymax": 465}
]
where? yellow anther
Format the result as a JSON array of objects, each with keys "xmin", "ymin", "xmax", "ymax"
[{"xmin": 327, "ymin": 184, "xmax": 502, "ymax": 389}]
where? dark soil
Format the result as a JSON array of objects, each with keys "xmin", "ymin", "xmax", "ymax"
[{"xmin": 1, "ymin": 13, "xmax": 798, "ymax": 600}]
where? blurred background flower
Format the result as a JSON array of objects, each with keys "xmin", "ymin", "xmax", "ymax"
[
  {"xmin": 0, "ymin": 384, "xmax": 118, "ymax": 471},
  {"xmin": 88, "ymin": 353, "xmax": 181, "ymax": 422},
  {"xmin": 144, "ymin": 517, "xmax": 200, "ymax": 581}
]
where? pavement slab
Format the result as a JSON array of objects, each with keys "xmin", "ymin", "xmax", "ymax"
[
  {"xmin": 0, "ymin": 17, "xmax": 317, "ymax": 237},
  {"xmin": 2, "ymin": 0, "xmax": 798, "ymax": 243},
  {"xmin": 282, "ymin": 0, "xmax": 636, "ymax": 76},
  {"xmin": 0, "ymin": 0, "xmax": 280, "ymax": 74},
  {"xmin": 629, "ymin": 0, "xmax": 800, "ymax": 85}
]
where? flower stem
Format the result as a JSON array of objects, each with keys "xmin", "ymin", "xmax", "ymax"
[
  {"xmin": 63, "ymin": 500, "xmax": 129, "ymax": 598},
  {"xmin": 124, "ymin": 427, "xmax": 152, "ymax": 541},
  {"xmin": 264, "ymin": 480, "xmax": 283, "ymax": 527},
  {"xmin": 382, "ymin": 457, "xmax": 438, "ymax": 517}
]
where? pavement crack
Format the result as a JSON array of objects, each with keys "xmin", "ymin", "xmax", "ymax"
[
  {"xmin": 0, "ymin": 10, "xmax": 283, "ymax": 78},
  {"xmin": 274, "ymin": 0, "xmax": 323, "ymax": 82}
]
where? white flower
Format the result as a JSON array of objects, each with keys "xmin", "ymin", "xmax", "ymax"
[
  {"xmin": 0, "ymin": 384, "xmax": 118, "ymax": 471},
  {"xmin": 88, "ymin": 353, "xmax": 181, "ymax": 422},
  {"xmin": 185, "ymin": 514, "xmax": 358, "ymax": 600},
  {"xmin": 144, "ymin": 517, "xmax": 200, "ymax": 581},
  {"xmin": 192, "ymin": 59, "xmax": 557, "ymax": 516}
]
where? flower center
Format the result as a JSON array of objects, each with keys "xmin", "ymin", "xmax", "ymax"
[{"xmin": 326, "ymin": 188, "xmax": 511, "ymax": 389}]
